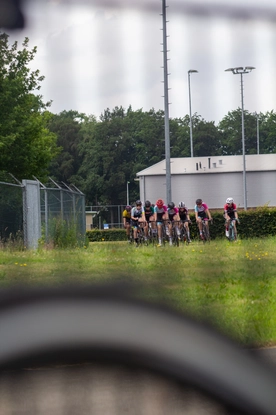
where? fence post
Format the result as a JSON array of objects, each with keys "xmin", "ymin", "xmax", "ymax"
[{"xmin": 22, "ymin": 180, "xmax": 41, "ymax": 249}]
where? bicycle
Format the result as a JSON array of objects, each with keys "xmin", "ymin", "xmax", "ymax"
[
  {"xmin": 162, "ymin": 220, "xmax": 176, "ymax": 246},
  {"xmin": 147, "ymin": 221, "xmax": 158, "ymax": 245},
  {"xmin": 179, "ymin": 220, "xmax": 191, "ymax": 245},
  {"xmin": 171, "ymin": 221, "xmax": 180, "ymax": 247},
  {"xmin": 136, "ymin": 221, "xmax": 147, "ymax": 246},
  {"xmin": 201, "ymin": 219, "xmax": 212, "ymax": 243},
  {"xmin": 0, "ymin": 284, "xmax": 275, "ymax": 415},
  {"xmin": 158, "ymin": 220, "xmax": 169, "ymax": 246},
  {"xmin": 130, "ymin": 221, "xmax": 147, "ymax": 246},
  {"xmin": 228, "ymin": 218, "xmax": 239, "ymax": 241}
]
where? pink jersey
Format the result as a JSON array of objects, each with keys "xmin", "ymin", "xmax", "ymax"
[
  {"xmin": 224, "ymin": 203, "xmax": 237, "ymax": 216},
  {"xmin": 154, "ymin": 204, "xmax": 168, "ymax": 221},
  {"xmin": 168, "ymin": 207, "xmax": 178, "ymax": 220},
  {"xmin": 195, "ymin": 203, "xmax": 209, "ymax": 218}
]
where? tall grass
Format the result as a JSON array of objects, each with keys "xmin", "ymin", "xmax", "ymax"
[
  {"xmin": 0, "ymin": 237, "xmax": 275, "ymax": 346},
  {"xmin": 40, "ymin": 217, "xmax": 86, "ymax": 248}
]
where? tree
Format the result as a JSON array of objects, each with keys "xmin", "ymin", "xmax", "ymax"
[
  {"xmin": 49, "ymin": 104, "xmax": 276, "ymax": 207},
  {"xmin": 218, "ymin": 109, "xmax": 259, "ymax": 155},
  {"xmin": 170, "ymin": 114, "xmax": 222, "ymax": 158},
  {"xmin": 0, "ymin": 33, "xmax": 58, "ymax": 180},
  {"xmin": 259, "ymin": 111, "xmax": 276, "ymax": 154},
  {"xmin": 218, "ymin": 109, "xmax": 276, "ymax": 155},
  {"xmin": 77, "ymin": 106, "xmax": 135, "ymax": 205},
  {"xmin": 75, "ymin": 106, "xmax": 167, "ymax": 205},
  {"xmin": 48, "ymin": 110, "xmax": 90, "ymax": 182},
  {"xmin": 169, "ymin": 115, "xmax": 190, "ymax": 158},
  {"xmin": 192, "ymin": 114, "xmax": 222, "ymax": 157}
]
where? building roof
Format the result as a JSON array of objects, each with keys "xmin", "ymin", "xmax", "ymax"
[{"xmin": 136, "ymin": 154, "xmax": 276, "ymax": 176}]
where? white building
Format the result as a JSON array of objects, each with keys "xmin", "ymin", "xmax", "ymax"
[{"xmin": 136, "ymin": 154, "xmax": 276, "ymax": 209}]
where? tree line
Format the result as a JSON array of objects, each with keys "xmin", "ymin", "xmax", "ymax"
[
  {"xmin": 1, "ymin": 33, "xmax": 276, "ymax": 206},
  {"xmin": 46, "ymin": 108, "xmax": 276, "ymax": 205}
]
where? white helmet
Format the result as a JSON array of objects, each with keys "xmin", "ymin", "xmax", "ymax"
[
  {"xmin": 226, "ymin": 197, "xmax": 234, "ymax": 204},
  {"xmin": 179, "ymin": 202, "xmax": 185, "ymax": 208}
]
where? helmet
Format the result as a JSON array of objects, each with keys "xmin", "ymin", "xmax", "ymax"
[
  {"xmin": 168, "ymin": 202, "xmax": 175, "ymax": 209},
  {"xmin": 125, "ymin": 205, "xmax": 132, "ymax": 212},
  {"xmin": 179, "ymin": 202, "xmax": 185, "ymax": 208},
  {"xmin": 136, "ymin": 200, "xmax": 142, "ymax": 206},
  {"xmin": 156, "ymin": 199, "xmax": 164, "ymax": 208},
  {"xmin": 145, "ymin": 200, "xmax": 151, "ymax": 208},
  {"xmin": 196, "ymin": 199, "xmax": 202, "ymax": 205},
  {"xmin": 226, "ymin": 197, "xmax": 234, "ymax": 204}
]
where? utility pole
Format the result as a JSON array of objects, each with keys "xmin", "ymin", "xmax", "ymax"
[{"xmin": 161, "ymin": 0, "xmax": 171, "ymax": 204}]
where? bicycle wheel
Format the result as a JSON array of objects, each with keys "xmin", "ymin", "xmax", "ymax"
[
  {"xmin": 181, "ymin": 225, "xmax": 189, "ymax": 245},
  {"xmin": 234, "ymin": 225, "xmax": 238, "ymax": 241},
  {"xmin": 203, "ymin": 222, "xmax": 210, "ymax": 242},
  {"xmin": 136, "ymin": 226, "xmax": 145, "ymax": 246},
  {"xmin": 162, "ymin": 223, "xmax": 169, "ymax": 245},
  {"xmin": 0, "ymin": 285, "xmax": 276, "ymax": 415},
  {"xmin": 228, "ymin": 221, "xmax": 237, "ymax": 242},
  {"xmin": 151, "ymin": 229, "xmax": 158, "ymax": 245},
  {"xmin": 129, "ymin": 228, "xmax": 134, "ymax": 244},
  {"xmin": 228, "ymin": 223, "xmax": 234, "ymax": 241},
  {"xmin": 148, "ymin": 227, "xmax": 157, "ymax": 245},
  {"xmin": 179, "ymin": 227, "xmax": 184, "ymax": 243},
  {"xmin": 172, "ymin": 227, "xmax": 179, "ymax": 247},
  {"xmin": 232, "ymin": 221, "xmax": 238, "ymax": 241}
]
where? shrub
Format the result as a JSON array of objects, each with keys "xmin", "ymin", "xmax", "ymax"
[
  {"xmin": 41, "ymin": 217, "xmax": 85, "ymax": 248},
  {"xmin": 86, "ymin": 208, "xmax": 276, "ymax": 242},
  {"xmin": 86, "ymin": 229, "xmax": 126, "ymax": 242}
]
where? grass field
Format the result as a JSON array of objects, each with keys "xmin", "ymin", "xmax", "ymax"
[{"xmin": 0, "ymin": 236, "xmax": 276, "ymax": 347}]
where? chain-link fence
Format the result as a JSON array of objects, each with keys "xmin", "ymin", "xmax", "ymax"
[
  {"xmin": 40, "ymin": 180, "xmax": 86, "ymax": 246},
  {"xmin": 0, "ymin": 179, "xmax": 24, "ymax": 243},
  {"xmin": 0, "ymin": 176, "xmax": 86, "ymax": 248}
]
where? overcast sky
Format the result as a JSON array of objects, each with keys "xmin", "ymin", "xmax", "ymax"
[{"xmin": 6, "ymin": 0, "xmax": 276, "ymax": 124}]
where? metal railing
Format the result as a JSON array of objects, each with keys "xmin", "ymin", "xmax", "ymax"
[{"xmin": 86, "ymin": 205, "xmax": 125, "ymax": 230}]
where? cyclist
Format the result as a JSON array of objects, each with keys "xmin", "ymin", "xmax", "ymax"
[
  {"xmin": 122, "ymin": 205, "xmax": 132, "ymax": 242},
  {"xmin": 224, "ymin": 197, "xmax": 239, "ymax": 238},
  {"xmin": 194, "ymin": 199, "xmax": 212, "ymax": 240},
  {"xmin": 154, "ymin": 199, "xmax": 168, "ymax": 246},
  {"xmin": 167, "ymin": 202, "xmax": 179, "ymax": 246},
  {"xmin": 144, "ymin": 200, "xmax": 156, "ymax": 240},
  {"xmin": 131, "ymin": 200, "xmax": 146, "ymax": 247},
  {"xmin": 177, "ymin": 202, "xmax": 191, "ymax": 243}
]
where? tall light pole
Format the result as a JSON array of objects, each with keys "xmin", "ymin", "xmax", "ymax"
[
  {"xmin": 126, "ymin": 181, "xmax": 130, "ymax": 206},
  {"xmin": 188, "ymin": 69, "xmax": 198, "ymax": 158},
  {"xmin": 225, "ymin": 66, "xmax": 255, "ymax": 211}
]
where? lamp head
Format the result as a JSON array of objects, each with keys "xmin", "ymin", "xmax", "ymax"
[
  {"xmin": 225, "ymin": 66, "xmax": 256, "ymax": 74},
  {"xmin": 188, "ymin": 69, "xmax": 198, "ymax": 74}
]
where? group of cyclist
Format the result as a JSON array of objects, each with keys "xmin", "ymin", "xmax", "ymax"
[{"xmin": 122, "ymin": 197, "xmax": 239, "ymax": 246}]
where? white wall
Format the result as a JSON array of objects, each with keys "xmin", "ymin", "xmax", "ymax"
[
  {"xmin": 140, "ymin": 171, "xmax": 276, "ymax": 210},
  {"xmin": 247, "ymin": 172, "xmax": 276, "ymax": 207}
]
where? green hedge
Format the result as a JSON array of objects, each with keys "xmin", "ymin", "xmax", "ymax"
[
  {"xmin": 86, "ymin": 229, "xmax": 126, "ymax": 242},
  {"xmin": 86, "ymin": 208, "xmax": 276, "ymax": 242},
  {"xmin": 234, "ymin": 207, "xmax": 276, "ymax": 238}
]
